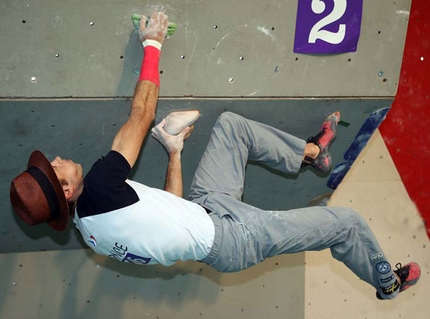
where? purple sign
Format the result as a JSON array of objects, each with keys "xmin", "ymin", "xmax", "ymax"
[{"xmin": 294, "ymin": 0, "xmax": 363, "ymax": 54}]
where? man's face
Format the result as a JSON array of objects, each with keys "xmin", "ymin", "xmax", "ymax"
[{"xmin": 50, "ymin": 156, "xmax": 83, "ymax": 186}]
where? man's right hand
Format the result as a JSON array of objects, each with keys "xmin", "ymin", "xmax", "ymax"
[
  {"xmin": 151, "ymin": 119, "xmax": 193, "ymax": 156},
  {"xmin": 151, "ymin": 119, "xmax": 192, "ymax": 198},
  {"xmin": 139, "ymin": 11, "xmax": 168, "ymax": 45}
]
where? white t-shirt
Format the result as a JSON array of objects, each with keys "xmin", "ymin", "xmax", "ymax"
[{"xmin": 73, "ymin": 151, "xmax": 215, "ymax": 266}]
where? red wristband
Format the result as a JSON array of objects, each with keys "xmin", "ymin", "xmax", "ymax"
[{"xmin": 139, "ymin": 45, "xmax": 160, "ymax": 86}]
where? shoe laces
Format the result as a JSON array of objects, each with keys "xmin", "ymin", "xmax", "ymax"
[
  {"xmin": 313, "ymin": 123, "xmax": 335, "ymax": 150},
  {"xmin": 394, "ymin": 263, "xmax": 408, "ymax": 283}
]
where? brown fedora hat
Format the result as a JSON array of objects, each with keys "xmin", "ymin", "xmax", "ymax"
[{"xmin": 10, "ymin": 150, "xmax": 69, "ymax": 231}]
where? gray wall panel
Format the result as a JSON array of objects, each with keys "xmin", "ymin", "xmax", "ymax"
[
  {"xmin": 0, "ymin": 0, "xmax": 410, "ymax": 98},
  {"xmin": 0, "ymin": 98, "xmax": 392, "ymax": 254}
]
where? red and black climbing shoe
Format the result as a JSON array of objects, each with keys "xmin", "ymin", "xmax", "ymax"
[
  {"xmin": 395, "ymin": 262, "xmax": 421, "ymax": 293},
  {"xmin": 303, "ymin": 111, "xmax": 340, "ymax": 172},
  {"xmin": 376, "ymin": 262, "xmax": 421, "ymax": 300}
]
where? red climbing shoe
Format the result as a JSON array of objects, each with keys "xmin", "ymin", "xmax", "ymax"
[
  {"xmin": 395, "ymin": 262, "xmax": 421, "ymax": 292},
  {"xmin": 376, "ymin": 262, "xmax": 421, "ymax": 300},
  {"xmin": 304, "ymin": 111, "xmax": 340, "ymax": 172}
]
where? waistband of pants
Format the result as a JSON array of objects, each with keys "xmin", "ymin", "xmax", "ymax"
[
  {"xmin": 200, "ymin": 212, "xmax": 223, "ymax": 266},
  {"xmin": 196, "ymin": 202, "xmax": 212, "ymax": 214}
]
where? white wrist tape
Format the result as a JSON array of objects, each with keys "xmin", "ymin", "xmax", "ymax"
[{"xmin": 142, "ymin": 39, "xmax": 162, "ymax": 50}]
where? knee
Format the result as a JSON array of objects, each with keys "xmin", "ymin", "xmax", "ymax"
[
  {"xmin": 215, "ymin": 112, "xmax": 242, "ymax": 133},
  {"xmin": 348, "ymin": 209, "xmax": 367, "ymax": 227},
  {"xmin": 336, "ymin": 208, "xmax": 369, "ymax": 232},
  {"xmin": 217, "ymin": 112, "xmax": 240, "ymax": 125}
]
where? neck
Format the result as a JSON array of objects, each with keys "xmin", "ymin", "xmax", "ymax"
[{"xmin": 68, "ymin": 181, "xmax": 84, "ymax": 215}]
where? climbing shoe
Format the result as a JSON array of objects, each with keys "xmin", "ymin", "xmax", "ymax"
[
  {"xmin": 376, "ymin": 262, "xmax": 421, "ymax": 300},
  {"xmin": 303, "ymin": 111, "xmax": 340, "ymax": 172}
]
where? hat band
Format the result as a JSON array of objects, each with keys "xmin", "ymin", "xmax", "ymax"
[{"xmin": 26, "ymin": 166, "xmax": 61, "ymax": 222}]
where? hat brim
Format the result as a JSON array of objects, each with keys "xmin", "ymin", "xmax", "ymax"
[{"xmin": 27, "ymin": 151, "xmax": 69, "ymax": 231}]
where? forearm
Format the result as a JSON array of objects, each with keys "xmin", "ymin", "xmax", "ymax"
[
  {"xmin": 111, "ymin": 29, "xmax": 163, "ymax": 166},
  {"xmin": 111, "ymin": 80, "xmax": 158, "ymax": 167},
  {"xmin": 164, "ymin": 152, "xmax": 183, "ymax": 197}
]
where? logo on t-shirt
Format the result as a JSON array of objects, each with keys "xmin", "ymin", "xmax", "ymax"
[
  {"xmin": 88, "ymin": 235, "xmax": 97, "ymax": 247},
  {"xmin": 122, "ymin": 252, "xmax": 151, "ymax": 265},
  {"xmin": 109, "ymin": 242, "xmax": 151, "ymax": 265}
]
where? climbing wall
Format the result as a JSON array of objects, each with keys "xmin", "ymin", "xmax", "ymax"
[
  {"xmin": 305, "ymin": 1, "xmax": 430, "ymax": 318},
  {"xmin": 0, "ymin": 99, "xmax": 389, "ymax": 254},
  {"xmin": 0, "ymin": 0, "xmax": 408, "ymax": 98},
  {"xmin": 1, "ymin": 0, "xmax": 426, "ymax": 318},
  {"xmin": 379, "ymin": 0, "xmax": 430, "ymax": 238}
]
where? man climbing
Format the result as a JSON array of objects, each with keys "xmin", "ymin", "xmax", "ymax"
[{"xmin": 10, "ymin": 11, "xmax": 420, "ymax": 301}]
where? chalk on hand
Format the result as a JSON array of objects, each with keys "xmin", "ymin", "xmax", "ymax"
[
  {"xmin": 163, "ymin": 110, "xmax": 201, "ymax": 135},
  {"xmin": 132, "ymin": 14, "xmax": 178, "ymax": 38}
]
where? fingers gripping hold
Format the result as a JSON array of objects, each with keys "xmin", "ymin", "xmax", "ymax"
[
  {"xmin": 151, "ymin": 119, "xmax": 191, "ymax": 155},
  {"xmin": 139, "ymin": 12, "xmax": 168, "ymax": 44},
  {"xmin": 138, "ymin": 11, "xmax": 167, "ymax": 85}
]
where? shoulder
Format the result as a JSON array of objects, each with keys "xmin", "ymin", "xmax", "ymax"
[
  {"xmin": 77, "ymin": 151, "xmax": 139, "ymax": 218},
  {"xmin": 85, "ymin": 150, "xmax": 131, "ymax": 184}
]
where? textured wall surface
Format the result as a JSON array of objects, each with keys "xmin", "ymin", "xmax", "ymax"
[
  {"xmin": 1, "ymin": 0, "xmax": 424, "ymax": 318},
  {"xmin": 379, "ymin": 0, "xmax": 430, "ymax": 239},
  {"xmin": 0, "ymin": 99, "xmax": 391, "ymax": 253},
  {"xmin": 306, "ymin": 1, "xmax": 430, "ymax": 317},
  {"xmin": 0, "ymin": 0, "xmax": 410, "ymax": 97},
  {"xmin": 0, "ymin": 250, "xmax": 304, "ymax": 319},
  {"xmin": 305, "ymin": 131, "xmax": 430, "ymax": 319}
]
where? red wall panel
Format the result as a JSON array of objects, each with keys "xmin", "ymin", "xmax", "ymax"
[{"xmin": 379, "ymin": 0, "xmax": 430, "ymax": 238}]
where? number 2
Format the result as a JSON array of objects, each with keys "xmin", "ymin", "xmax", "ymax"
[{"xmin": 308, "ymin": 0, "xmax": 347, "ymax": 44}]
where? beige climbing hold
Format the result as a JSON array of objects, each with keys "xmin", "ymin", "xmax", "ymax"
[{"xmin": 163, "ymin": 110, "xmax": 201, "ymax": 135}]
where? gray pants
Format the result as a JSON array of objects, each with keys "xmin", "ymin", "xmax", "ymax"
[{"xmin": 189, "ymin": 112, "xmax": 398, "ymax": 299}]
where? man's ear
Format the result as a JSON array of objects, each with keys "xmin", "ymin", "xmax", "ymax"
[{"xmin": 61, "ymin": 182, "xmax": 74, "ymax": 200}]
